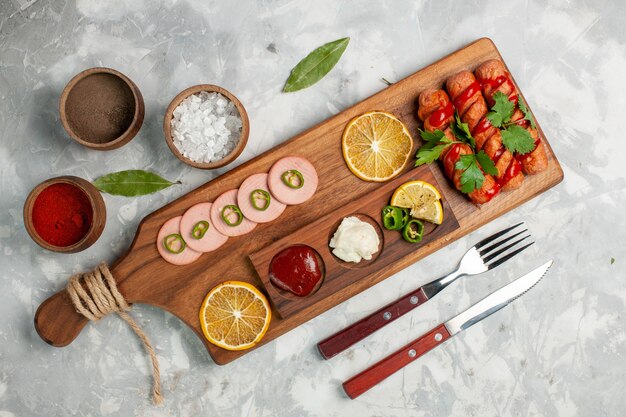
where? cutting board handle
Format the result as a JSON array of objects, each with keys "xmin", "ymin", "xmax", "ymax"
[
  {"xmin": 34, "ymin": 290, "xmax": 89, "ymax": 347},
  {"xmin": 32, "ymin": 210, "xmax": 160, "ymax": 347},
  {"xmin": 34, "ymin": 258, "xmax": 137, "ymax": 346}
]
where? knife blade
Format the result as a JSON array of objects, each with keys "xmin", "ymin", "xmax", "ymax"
[
  {"xmin": 444, "ymin": 259, "xmax": 552, "ymax": 335},
  {"xmin": 342, "ymin": 260, "xmax": 553, "ymax": 399}
]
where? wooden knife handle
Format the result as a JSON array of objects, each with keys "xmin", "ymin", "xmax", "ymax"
[
  {"xmin": 342, "ymin": 323, "xmax": 451, "ymax": 399},
  {"xmin": 317, "ymin": 288, "xmax": 429, "ymax": 359}
]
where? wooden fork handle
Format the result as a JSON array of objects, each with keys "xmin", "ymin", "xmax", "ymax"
[
  {"xmin": 317, "ymin": 288, "xmax": 429, "ymax": 359},
  {"xmin": 342, "ymin": 323, "xmax": 451, "ymax": 399}
]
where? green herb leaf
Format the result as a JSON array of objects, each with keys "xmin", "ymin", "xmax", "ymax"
[
  {"xmin": 450, "ymin": 112, "xmax": 475, "ymax": 149},
  {"xmin": 283, "ymin": 37, "xmax": 350, "ymax": 93},
  {"xmin": 501, "ymin": 125, "xmax": 536, "ymax": 155},
  {"xmin": 486, "ymin": 91, "xmax": 515, "ymax": 128},
  {"xmin": 415, "ymin": 129, "xmax": 454, "ymax": 166},
  {"xmin": 610, "ymin": 257, "xmax": 615, "ymax": 265},
  {"xmin": 415, "ymin": 143, "xmax": 450, "ymax": 166},
  {"xmin": 419, "ymin": 129, "xmax": 447, "ymax": 143},
  {"xmin": 93, "ymin": 170, "xmax": 180, "ymax": 197},
  {"xmin": 517, "ymin": 95, "xmax": 537, "ymax": 129},
  {"xmin": 455, "ymin": 154, "xmax": 485, "ymax": 193},
  {"xmin": 475, "ymin": 150, "xmax": 498, "ymax": 176}
]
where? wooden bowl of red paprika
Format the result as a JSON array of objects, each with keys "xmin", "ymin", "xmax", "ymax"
[{"xmin": 23, "ymin": 176, "xmax": 106, "ymax": 253}]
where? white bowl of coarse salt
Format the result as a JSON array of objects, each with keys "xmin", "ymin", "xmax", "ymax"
[{"xmin": 164, "ymin": 85, "xmax": 249, "ymax": 169}]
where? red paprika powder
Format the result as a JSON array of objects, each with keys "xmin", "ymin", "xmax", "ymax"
[{"xmin": 31, "ymin": 183, "xmax": 93, "ymax": 247}]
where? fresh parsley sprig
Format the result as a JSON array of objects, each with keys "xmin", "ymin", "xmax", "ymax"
[
  {"xmin": 455, "ymin": 150, "xmax": 498, "ymax": 193},
  {"xmin": 414, "ymin": 113, "xmax": 498, "ymax": 194},
  {"xmin": 518, "ymin": 95, "xmax": 536, "ymax": 129},
  {"xmin": 486, "ymin": 92, "xmax": 515, "ymax": 127},
  {"xmin": 449, "ymin": 113, "xmax": 497, "ymax": 193},
  {"xmin": 501, "ymin": 125, "xmax": 536, "ymax": 154},
  {"xmin": 486, "ymin": 92, "xmax": 536, "ymax": 155},
  {"xmin": 414, "ymin": 129, "xmax": 456, "ymax": 166},
  {"xmin": 449, "ymin": 112, "xmax": 475, "ymax": 149}
]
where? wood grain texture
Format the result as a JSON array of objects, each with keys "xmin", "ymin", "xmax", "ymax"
[
  {"xmin": 342, "ymin": 323, "xmax": 452, "ymax": 399},
  {"xmin": 249, "ymin": 165, "xmax": 458, "ymax": 319},
  {"xmin": 34, "ymin": 38, "xmax": 563, "ymax": 365},
  {"xmin": 59, "ymin": 67, "xmax": 144, "ymax": 150},
  {"xmin": 317, "ymin": 287, "xmax": 429, "ymax": 360}
]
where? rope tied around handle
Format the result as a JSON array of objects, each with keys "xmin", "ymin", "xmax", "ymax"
[{"xmin": 66, "ymin": 262, "xmax": 163, "ymax": 405}]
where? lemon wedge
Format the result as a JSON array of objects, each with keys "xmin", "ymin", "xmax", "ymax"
[{"xmin": 391, "ymin": 180, "xmax": 444, "ymax": 225}]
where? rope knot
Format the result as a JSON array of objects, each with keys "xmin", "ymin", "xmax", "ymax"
[{"xmin": 66, "ymin": 262, "xmax": 163, "ymax": 405}]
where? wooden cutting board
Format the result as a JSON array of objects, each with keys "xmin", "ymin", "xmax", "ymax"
[
  {"xmin": 34, "ymin": 38, "xmax": 563, "ymax": 365},
  {"xmin": 249, "ymin": 165, "xmax": 460, "ymax": 319}
]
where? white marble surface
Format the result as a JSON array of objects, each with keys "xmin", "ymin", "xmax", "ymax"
[{"xmin": 1, "ymin": 0, "xmax": 625, "ymax": 415}]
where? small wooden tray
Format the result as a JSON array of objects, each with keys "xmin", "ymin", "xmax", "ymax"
[
  {"xmin": 34, "ymin": 38, "xmax": 563, "ymax": 365},
  {"xmin": 249, "ymin": 166, "xmax": 459, "ymax": 318}
]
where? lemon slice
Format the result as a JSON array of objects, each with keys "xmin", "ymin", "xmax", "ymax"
[
  {"xmin": 342, "ymin": 111, "xmax": 413, "ymax": 182},
  {"xmin": 410, "ymin": 200, "xmax": 443, "ymax": 225},
  {"xmin": 391, "ymin": 180, "xmax": 444, "ymax": 225},
  {"xmin": 390, "ymin": 180, "xmax": 441, "ymax": 208},
  {"xmin": 199, "ymin": 281, "xmax": 271, "ymax": 351}
]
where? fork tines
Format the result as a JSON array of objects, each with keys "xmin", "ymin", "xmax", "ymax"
[{"xmin": 475, "ymin": 222, "xmax": 534, "ymax": 270}]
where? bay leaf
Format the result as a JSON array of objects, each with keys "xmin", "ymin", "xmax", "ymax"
[
  {"xmin": 93, "ymin": 170, "xmax": 180, "ymax": 197},
  {"xmin": 283, "ymin": 37, "xmax": 350, "ymax": 93}
]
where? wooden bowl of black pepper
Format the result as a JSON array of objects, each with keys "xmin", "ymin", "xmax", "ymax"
[{"xmin": 60, "ymin": 67, "xmax": 144, "ymax": 150}]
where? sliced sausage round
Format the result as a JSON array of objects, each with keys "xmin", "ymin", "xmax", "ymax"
[
  {"xmin": 157, "ymin": 216, "xmax": 202, "ymax": 265},
  {"xmin": 210, "ymin": 189, "xmax": 257, "ymax": 236},
  {"xmin": 237, "ymin": 173, "xmax": 286, "ymax": 223},
  {"xmin": 268, "ymin": 156, "xmax": 318, "ymax": 205},
  {"xmin": 180, "ymin": 202, "xmax": 228, "ymax": 253}
]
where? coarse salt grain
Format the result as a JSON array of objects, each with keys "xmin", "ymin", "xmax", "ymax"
[{"xmin": 170, "ymin": 91, "xmax": 243, "ymax": 164}]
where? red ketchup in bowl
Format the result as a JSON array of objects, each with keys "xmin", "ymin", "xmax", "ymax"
[{"xmin": 269, "ymin": 245, "xmax": 324, "ymax": 297}]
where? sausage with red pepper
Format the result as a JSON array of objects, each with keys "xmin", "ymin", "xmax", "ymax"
[
  {"xmin": 445, "ymin": 70, "xmax": 524, "ymax": 191},
  {"xmin": 475, "ymin": 59, "xmax": 548, "ymax": 175},
  {"xmin": 417, "ymin": 89, "xmax": 500, "ymax": 204}
]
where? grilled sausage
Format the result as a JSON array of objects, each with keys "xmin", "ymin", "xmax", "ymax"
[
  {"xmin": 475, "ymin": 59, "xmax": 548, "ymax": 175},
  {"xmin": 417, "ymin": 89, "xmax": 500, "ymax": 204},
  {"xmin": 446, "ymin": 71, "xmax": 523, "ymax": 191}
]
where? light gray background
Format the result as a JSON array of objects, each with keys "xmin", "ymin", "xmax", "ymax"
[{"xmin": 1, "ymin": 0, "xmax": 624, "ymax": 416}]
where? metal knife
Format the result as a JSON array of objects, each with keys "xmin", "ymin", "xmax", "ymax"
[{"xmin": 342, "ymin": 260, "xmax": 553, "ymax": 399}]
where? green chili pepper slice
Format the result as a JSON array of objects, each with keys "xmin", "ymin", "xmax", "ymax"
[
  {"xmin": 164, "ymin": 233, "xmax": 186, "ymax": 254},
  {"xmin": 281, "ymin": 170, "xmax": 304, "ymax": 189},
  {"xmin": 402, "ymin": 219, "xmax": 424, "ymax": 243},
  {"xmin": 250, "ymin": 189, "xmax": 271, "ymax": 211},
  {"xmin": 221, "ymin": 204, "xmax": 244, "ymax": 227},
  {"xmin": 381, "ymin": 205, "xmax": 405, "ymax": 230},
  {"xmin": 191, "ymin": 220, "xmax": 210, "ymax": 239},
  {"xmin": 400, "ymin": 207, "xmax": 410, "ymax": 228}
]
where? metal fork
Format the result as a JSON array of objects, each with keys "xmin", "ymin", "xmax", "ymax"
[{"xmin": 317, "ymin": 222, "xmax": 533, "ymax": 359}]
